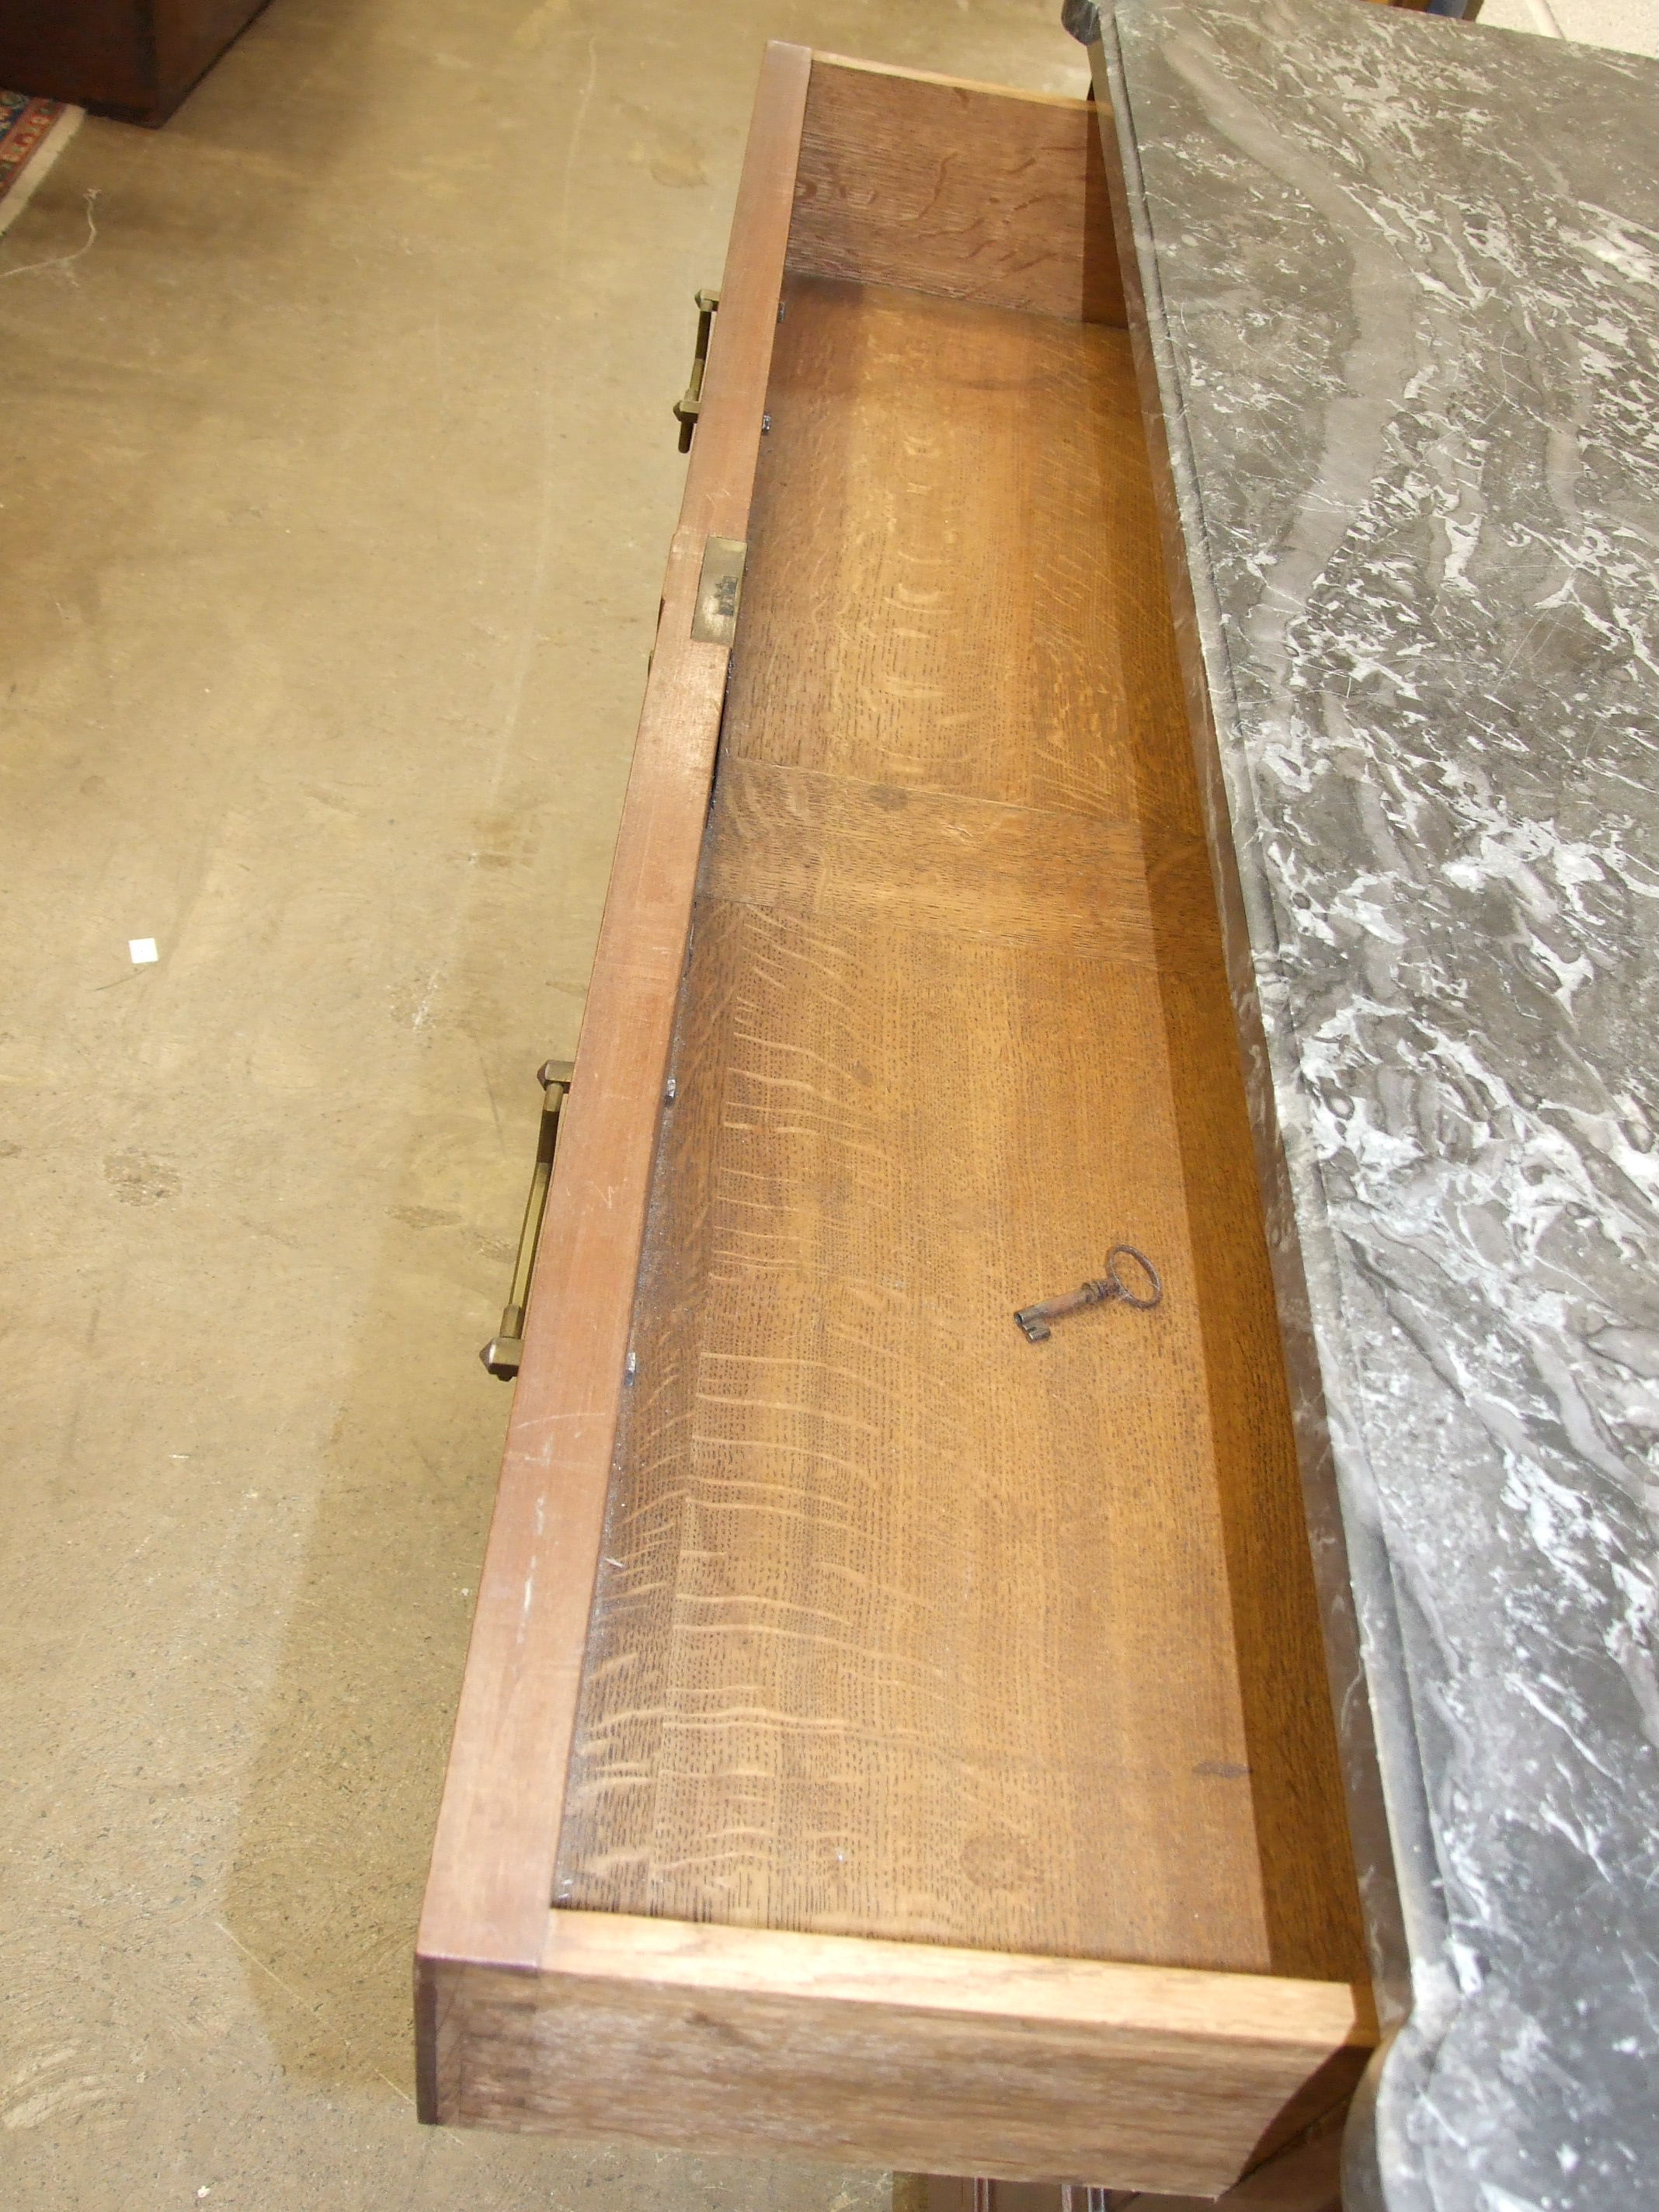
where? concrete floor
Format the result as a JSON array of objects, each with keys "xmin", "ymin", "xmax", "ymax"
[
  {"xmin": 0, "ymin": 3, "xmax": 1087, "ymax": 2207},
  {"xmin": 1477, "ymin": 0, "xmax": 1657, "ymax": 54}
]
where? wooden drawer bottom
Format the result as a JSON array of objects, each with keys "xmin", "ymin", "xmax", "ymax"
[{"xmin": 558, "ymin": 270, "xmax": 1364, "ymax": 1990}]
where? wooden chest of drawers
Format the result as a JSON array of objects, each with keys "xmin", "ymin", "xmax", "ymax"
[
  {"xmin": 0, "ymin": 0, "xmax": 269, "ymax": 124},
  {"xmin": 418, "ymin": 44, "xmax": 1376, "ymax": 2199}
]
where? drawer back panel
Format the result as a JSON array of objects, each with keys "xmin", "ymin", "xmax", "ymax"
[{"xmin": 788, "ymin": 57, "xmax": 1125, "ymax": 327}]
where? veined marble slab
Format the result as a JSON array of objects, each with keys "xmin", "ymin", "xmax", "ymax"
[{"xmin": 1084, "ymin": 3, "xmax": 1657, "ymax": 2208}]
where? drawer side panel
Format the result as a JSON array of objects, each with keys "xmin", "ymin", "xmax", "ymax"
[{"xmin": 416, "ymin": 40, "xmax": 812, "ymax": 1990}]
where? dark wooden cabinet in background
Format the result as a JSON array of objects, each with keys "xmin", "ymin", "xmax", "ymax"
[{"xmin": 0, "ymin": 0, "xmax": 270, "ymax": 124}]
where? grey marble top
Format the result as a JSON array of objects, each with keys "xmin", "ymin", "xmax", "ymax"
[{"xmin": 1087, "ymin": 3, "xmax": 1657, "ymax": 2207}]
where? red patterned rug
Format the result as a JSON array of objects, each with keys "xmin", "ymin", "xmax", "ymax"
[{"xmin": 0, "ymin": 90, "xmax": 83, "ymax": 241}]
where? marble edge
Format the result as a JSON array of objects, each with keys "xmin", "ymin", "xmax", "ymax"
[{"xmin": 1091, "ymin": 16, "xmax": 1466, "ymax": 2205}]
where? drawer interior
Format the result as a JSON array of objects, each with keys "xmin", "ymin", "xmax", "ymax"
[{"xmin": 553, "ymin": 61, "xmax": 1368, "ymax": 1994}]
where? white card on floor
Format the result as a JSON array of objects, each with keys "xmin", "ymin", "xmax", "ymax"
[{"xmin": 128, "ymin": 938, "xmax": 158, "ymax": 965}]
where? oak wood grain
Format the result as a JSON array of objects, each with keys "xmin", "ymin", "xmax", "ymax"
[
  {"xmin": 701, "ymin": 756, "xmax": 1212, "ymax": 969},
  {"xmin": 555, "ymin": 278, "xmax": 1366, "ymax": 1985},
  {"xmin": 420, "ymin": 54, "xmax": 1372, "ymax": 2169},
  {"xmin": 725, "ymin": 281, "xmax": 1190, "ymax": 826},
  {"xmin": 790, "ymin": 56, "xmax": 1124, "ymax": 326},
  {"xmin": 1086, "ymin": 48, "xmax": 1392, "ymax": 1997},
  {"xmin": 415, "ymin": 42, "xmax": 812, "ymax": 2013},
  {"xmin": 429, "ymin": 1913, "xmax": 1372, "ymax": 2193}
]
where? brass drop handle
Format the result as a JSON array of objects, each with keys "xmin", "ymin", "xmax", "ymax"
[
  {"xmin": 480, "ymin": 1058, "xmax": 575, "ymax": 1379},
  {"xmin": 672, "ymin": 287, "xmax": 720, "ymax": 452}
]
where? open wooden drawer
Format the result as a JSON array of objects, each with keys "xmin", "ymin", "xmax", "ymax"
[{"xmin": 418, "ymin": 44, "xmax": 1376, "ymax": 2198}]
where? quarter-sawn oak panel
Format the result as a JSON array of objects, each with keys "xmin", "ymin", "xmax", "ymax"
[{"xmin": 555, "ymin": 279, "xmax": 1365, "ymax": 1984}]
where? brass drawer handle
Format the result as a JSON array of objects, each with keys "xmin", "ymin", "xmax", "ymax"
[
  {"xmin": 480, "ymin": 1059, "xmax": 575, "ymax": 1379},
  {"xmin": 672, "ymin": 287, "xmax": 721, "ymax": 452}
]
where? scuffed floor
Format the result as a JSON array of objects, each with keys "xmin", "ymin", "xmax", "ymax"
[{"xmin": 0, "ymin": 2, "xmax": 1086, "ymax": 2207}]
